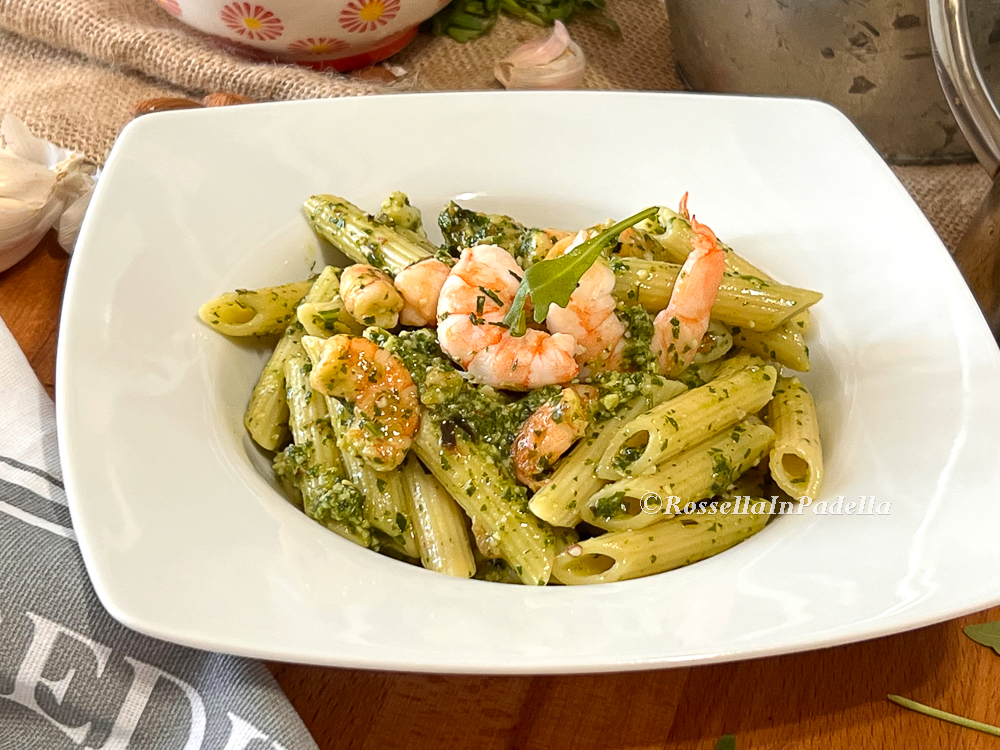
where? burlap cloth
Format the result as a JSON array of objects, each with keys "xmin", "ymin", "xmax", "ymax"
[{"xmin": 0, "ymin": 0, "xmax": 991, "ymax": 251}]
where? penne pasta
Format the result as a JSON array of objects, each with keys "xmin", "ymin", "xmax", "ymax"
[
  {"xmin": 693, "ymin": 321, "xmax": 733, "ymax": 364},
  {"xmin": 731, "ymin": 323, "xmax": 811, "ymax": 372},
  {"xmin": 281, "ymin": 354, "xmax": 369, "ymax": 547},
  {"xmin": 583, "ymin": 417, "xmax": 775, "ymax": 531},
  {"xmin": 552, "ymin": 498, "xmax": 772, "ymax": 585},
  {"xmin": 765, "ymin": 376, "xmax": 823, "ymax": 501},
  {"xmin": 413, "ymin": 413, "xmax": 556, "ymax": 586},
  {"xmin": 401, "ymin": 455, "xmax": 476, "ymax": 578},
  {"xmin": 295, "ymin": 269, "xmax": 361, "ymax": 337},
  {"xmin": 711, "ymin": 351, "xmax": 769, "ymax": 380},
  {"xmin": 243, "ymin": 267, "xmax": 341, "ymax": 451},
  {"xmin": 305, "ymin": 194, "xmax": 436, "ymax": 274},
  {"xmin": 613, "ymin": 258, "xmax": 822, "ymax": 332},
  {"xmin": 206, "ymin": 192, "xmax": 825, "ymax": 586},
  {"xmin": 529, "ymin": 378, "xmax": 687, "ymax": 527},
  {"xmin": 301, "ymin": 335, "xmax": 419, "ymax": 557},
  {"xmin": 598, "ymin": 363, "xmax": 777, "ymax": 480},
  {"xmin": 633, "ymin": 206, "xmax": 815, "ymax": 332},
  {"xmin": 199, "ymin": 280, "xmax": 313, "ymax": 338}
]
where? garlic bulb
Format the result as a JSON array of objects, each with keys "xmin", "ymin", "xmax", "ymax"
[
  {"xmin": 495, "ymin": 21, "xmax": 586, "ymax": 90},
  {"xmin": 0, "ymin": 114, "xmax": 97, "ymax": 273}
]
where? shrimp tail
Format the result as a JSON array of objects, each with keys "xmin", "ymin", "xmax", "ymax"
[{"xmin": 650, "ymin": 210, "xmax": 726, "ymax": 376}]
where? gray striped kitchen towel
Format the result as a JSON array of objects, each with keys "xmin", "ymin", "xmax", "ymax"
[{"xmin": 0, "ymin": 317, "xmax": 319, "ymax": 750}]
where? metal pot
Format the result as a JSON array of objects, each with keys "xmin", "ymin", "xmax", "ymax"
[
  {"xmin": 666, "ymin": 0, "xmax": 988, "ymax": 163},
  {"xmin": 931, "ymin": 0, "xmax": 1000, "ymax": 336}
]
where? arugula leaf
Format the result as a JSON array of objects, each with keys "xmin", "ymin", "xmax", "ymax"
[
  {"xmin": 887, "ymin": 694, "xmax": 1000, "ymax": 737},
  {"xmin": 965, "ymin": 621, "xmax": 1000, "ymax": 655},
  {"xmin": 715, "ymin": 734, "xmax": 736, "ymax": 750},
  {"xmin": 502, "ymin": 206, "xmax": 657, "ymax": 335}
]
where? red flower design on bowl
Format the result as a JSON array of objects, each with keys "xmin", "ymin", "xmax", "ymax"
[
  {"xmin": 220, "ymin": 2, "xmax": 285, "ymax": 41},
  {"xmin": 339, "ymin": 0, "xmax": 400, "ymax": 33}
]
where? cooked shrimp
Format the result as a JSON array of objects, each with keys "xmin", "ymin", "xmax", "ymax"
[
  {"xmin": 511, "ymin": 385, "xmax": 597, "ymax": 490},
  {"xmin": 436, "ymin": 244, "xmax": 579, "ymax": 389},
  {"xmin": 544, "ymin": 231, "xmax": 626, "ymax": 377},
  {"xmin": 394, "ymin": 258, "xmax": 451, "ymax": 326},
  {"xmin": 340, "ymin": 264, "xmax": 404, "ymax": 329},
  {"xmin": 651, "ymin": 216, "xmax": 726, "ymax": 375},
  {"xmin": 309, "ymin": 334, "xmax": 418, "ymax": 470},
  {"xmin": 678, "ymin": 191, "xmax": 690, "ymax": 221}
]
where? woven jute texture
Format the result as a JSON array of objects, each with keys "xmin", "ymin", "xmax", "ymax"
[
  {"xmin": 0, "ymin": 0, "xmax": 991, "ymax": 250},
  {"xmin": 0, "ymin": 0, "xmax": 677, "ymax": 162}
]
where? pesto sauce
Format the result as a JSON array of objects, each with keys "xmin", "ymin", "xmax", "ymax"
[
  {"xmin": 367, "ymin": 328, "xmax": 561, "ymax": 475},
  {"xmin": 273, "ymin": 444, "xmax": 372, "ymax": 546},
  {"xmin": 618, "ymin": 305, "xmax": 657, "ymax": 373},
  {"xmin": 587, "ymin": 370, "xmax": 664, "ymax": 423},
  {"xmin": 593, "ymin": 490, "xmax": 628, "ymax": 520},
  {"xmin": 370, "ymin": 330, "xmax": 668, "ymax": 496},
  {"xmin": 437, "ymin": 202, "xmax": 539, "ymax": 266}
]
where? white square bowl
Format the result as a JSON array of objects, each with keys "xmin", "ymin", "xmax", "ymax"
[{"xmin": 58, "ymin": 92, "xmax": 1000, "ymax": 673}]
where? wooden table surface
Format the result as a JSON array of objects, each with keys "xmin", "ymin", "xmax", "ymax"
[{"xmin": 5, "ymin": 232, "xmax": 1000, "ymax": 750}]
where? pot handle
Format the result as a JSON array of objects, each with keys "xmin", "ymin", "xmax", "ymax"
[{"xmin": 928, "ymin": 0, "xmax": 1000, "ymax": 176}]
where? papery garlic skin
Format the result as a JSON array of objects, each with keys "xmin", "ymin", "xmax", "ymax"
[
  {"xmin": 495, "ymin": 21, "xmax": 586, "ymax": 91},
  {"xmin": 0, "ymin": 115, "xmax": 97, "ymax": 272}
]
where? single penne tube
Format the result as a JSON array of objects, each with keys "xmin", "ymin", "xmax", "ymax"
[
  {"xmin": 243, "ymin": 267, "xmax": 342, "ymax": 450},
  {"xmin": 552, "ymin": 499, "xmax": 772, "ymax": 585},
  {"xmin": 245, "ymin": 333, "xmax": 302, "ymax": 451},
  {"xmin": 295, "ymin": 267, "xmax": 361, "ymax": 337},
  {"xmin": 301, "ymin": 336, "xmax": 419, "ymax": 558},
  {"xmin": 711, "ymin": 351, "xmax": 769, "ymax": 380},
  {"xmin": 788, "ymin": 310, "xmax": 810, "ymax": 334},
  {"xmin": 582, "ymin": 417, "xmax": 775, "ymax": 531},
  {"xmin": 731, "ymin": 323, "xmax": 811, "ymax": 372},
  {"xmin": 297, "ymin": 298, "xmax": 356, "ymax": 337},
  {"xmin": 529, "ymin": 378, "xmax": 688, "ymax": 527},
  {"xmin": 674, "ymin": 360, "xmax": 722, "ymax": 389},
  {"xmin": 693, "ymin": 321, "xmax": 733, "ymax": 364},
  {"xmin": 304, "ymin": 194, "xmax": 436, "ymax": 274},
  {"xmin": 199, "ymin": 280, "xmax": 313, "ymax": 337},
  {"xmin": 719, "ymin": 240, "xmax": 814, "ymax": 334},
  {"xmin": 638, "ymin": 205, "xmax": 806, "ymax": 288},
  {"xmin": 357, "ymin": 465, "xmax": 419, "ymax": 558},
  {"xmin": 597, "ymin": 363, "xmax": 777, "ymax": 480},
  {"xmin": 401, "ymin": 455, "xmax": 476, "ymax": 578},
  {"xmin": 413, "ymin": 412, "xmax": 556, "ymax": 586},
  {"xmin": 765, "ymin": 376, "xmax": 823, "ymax": 501},
  {"xmin": 613, "ymin": 258, "xmax": 821, "ymax": 332},
  {"xmin": 282, "ymin": 354, "xmax": 369, "ymax": 548}
]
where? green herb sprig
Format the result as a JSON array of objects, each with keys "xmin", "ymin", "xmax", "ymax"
[
  {"xmin": 887, "ymin": 694, "xmax": 1000, "ymax": 737},
  {"xmin": 715, "ymin": 734, "xmax": 736, "ymax": 750},
  {"xmin": 502, "ymin": 206, "xmax": 657, "ymax": 336}
]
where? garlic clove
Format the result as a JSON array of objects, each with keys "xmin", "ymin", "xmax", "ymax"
[
  {"xmin": 495, "ymin": 20, "xmax": 586, "ymax": 90},
  {"xmin": 0, "ymin": 115, "xmax": 98, "ymax": 270},
  {"xmin": 0, "ymin": 151, "xmax": 58, "ymax": 207},
  {"xmin": 0, "ymin": 195, "xmax": 64, "ymax": 272},
  {"xmin": 505, "ymin": 19, "xmax": 572, "ymax": 67}
]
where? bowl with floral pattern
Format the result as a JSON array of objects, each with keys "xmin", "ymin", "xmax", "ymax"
[{"xmin": 153, "ymin": 0, "xmax": 445, "ymax": 70}]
